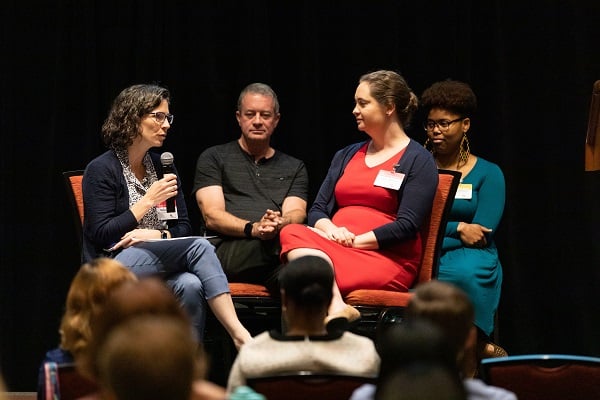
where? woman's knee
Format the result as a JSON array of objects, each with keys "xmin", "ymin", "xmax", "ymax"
[
  {"xmin": 166, "ymin": 273, "xmax": 205, "ymax": 300},
  {"xmin": 287, "ymin": 248, "xmax": 332, "ymax": 265},
  {"xmin": 187, "ymin": 239, "xmax": 218, "ymax": 262}
]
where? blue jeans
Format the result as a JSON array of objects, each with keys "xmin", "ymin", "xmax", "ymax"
[{"xmin": 115, "ymin": 237, "xmax": 229, "ymax": 340}]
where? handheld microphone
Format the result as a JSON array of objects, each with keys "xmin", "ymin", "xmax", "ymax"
[{"xmin": 160, "ymin": 152, "xmax": 176, "ymax": 213}]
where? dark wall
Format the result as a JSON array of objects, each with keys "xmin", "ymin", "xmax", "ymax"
[{"xmin": 2, "ymin": 0, "xmax": 599, "ymax": 391}]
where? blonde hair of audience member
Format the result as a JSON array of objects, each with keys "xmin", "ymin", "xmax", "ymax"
[
  {"xmin": 59, "ymin": 258, "xmax": 137, "ymax": 358},
  {"xmin": 81, "ymin": 277, "xmax": 198, "ymax": 378},
  {"xmin": 97, "ymin": 315, "xmax": 200, "ymax": 400},
  {"xmin": 81, "ymin": 277, "xmax": 226, "ymax": 400},
  {"xmin": 405, "ymin": 280, "xmax": 477, "ymax": 378}
]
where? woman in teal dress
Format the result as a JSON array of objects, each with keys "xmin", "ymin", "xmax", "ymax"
[{"xmin": 420, "ymin": 80, "xmax": 506, "ymax": 366}]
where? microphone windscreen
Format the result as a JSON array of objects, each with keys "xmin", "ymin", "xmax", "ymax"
[{"xmin": 160, "ymin": 152, "xmax": 174, "ymax": 166}]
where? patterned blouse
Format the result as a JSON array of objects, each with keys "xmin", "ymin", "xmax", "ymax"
[{"xmin": 115, "ymin": 149, "xmax": 166, "ymax": 230}]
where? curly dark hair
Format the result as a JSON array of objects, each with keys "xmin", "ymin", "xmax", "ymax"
[
  {"xmin": 420, "ymin": 80, "xmax": 477, "ymax": 117},
  {"xmin": 359, "ymin": 70, "xmax": 418, "ymax": 128},
  {"xmin": 101, "ymin": 84, "xmax": 170, "ymax": 150}
]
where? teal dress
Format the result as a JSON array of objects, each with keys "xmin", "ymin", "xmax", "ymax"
[{"xmin": 437, "ymin": 158, "xmax": 505, "ymax": 336}]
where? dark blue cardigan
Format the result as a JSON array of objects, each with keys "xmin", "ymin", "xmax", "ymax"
[
  {"xmin": 81, "ymin": 150, "xmax": 192, "ymax": 262},
  {"xmin": 308, "ymin": 139, "xmax": 438, "ymax": 248}
]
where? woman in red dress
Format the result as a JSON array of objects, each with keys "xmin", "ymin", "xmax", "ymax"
[{"xmin": 279, "ymin": 70, "xmax": 438, "ymax": 324}]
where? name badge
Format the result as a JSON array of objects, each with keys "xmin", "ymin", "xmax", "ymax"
[
  {"xmin": 456, "ymin": 183, "xmax": 473, "ymax": 199},
  {"xmin": 157, "ymin": 200, "xmax": 179, "ymax": 220},
  {"xmin": 374, "ymin": 170, "xmax": 405, "ymax": 190}
]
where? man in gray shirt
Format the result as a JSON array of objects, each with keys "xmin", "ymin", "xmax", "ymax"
[{"xmin": 192, "ymin": 83, "xmax": 308, "ymax": 286}]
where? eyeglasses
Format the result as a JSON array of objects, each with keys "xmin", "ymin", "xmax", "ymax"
[
  {"xmin": 148, "ymin": 112, "xmax": 174, "ymax": 124},
  {"xmin": 423, "ymin": 117, "xmax": 464, "ymax": 131}
]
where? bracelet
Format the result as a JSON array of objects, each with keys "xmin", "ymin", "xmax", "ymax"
[
  {"xmin": 244, "ymin": 222, "xmax": 254, "ymax": 238},
  {"xmin": 160, "ymin": 230, "xmax": 168, "ymax": 239}
]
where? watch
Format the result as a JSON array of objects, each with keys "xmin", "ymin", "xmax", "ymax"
[
  {"xmin": 160, "ymin": 230, "xmax": 168, "ymax": 239},
  {"xmin": 244, "ymin": 222, "xmax": 254, "ymax": 238}
]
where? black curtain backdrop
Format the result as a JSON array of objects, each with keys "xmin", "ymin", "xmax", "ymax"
[{"xmin": 2, "ymin": 0, "xmax": 599, "ymax": 391}]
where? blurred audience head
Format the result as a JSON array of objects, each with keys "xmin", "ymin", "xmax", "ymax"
[
  {"xmin": 406, "ymin": 280, "xmax": 476, "ymax": 375},
  {"xmin": 59, "ymin": 258, "xmax": 137, "ymax": 358},
  {"xmin": 0, "ymin": 372, "xmax": 8, "ymax": 400},
  {"xmin": 80, "ymin": 277, "xmax": 203, "ymax": 381},
  {"xmin": 97, "ymin": 314, "xmax": 198, "ymax": 400},
  {"xmin": 374, "ymin": 310, "xmax": 468, "ymax": 399},
  {"xmin": 376, "ymin": 318, "xmax": 456, "ymax": 385},
  {"xmin": 376, "ymin": 361, "xmax": 467, "ymax": 400}
]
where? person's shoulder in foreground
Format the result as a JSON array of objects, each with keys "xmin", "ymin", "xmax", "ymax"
[
  {"xmin": 236, "ymin": 328, "xmax": 378, "ymax": 361},
  {"xmin": 348, "ymin": 382, "xmax": 376, "ymax": 400}
]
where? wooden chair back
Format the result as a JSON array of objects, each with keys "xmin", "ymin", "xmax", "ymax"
[
  {"xmin": 343, "ymin": 169, "xmax": 461, "ymax": 338},
  {"xmin": 346, "ymin": 169, "xmax": 461, "ymax": 308},
  {"xmin": 63, "ymin": 170, "xmax": 85, "ymax": 249},
  {"xmin": 480, "ymin": 354, "xmax": 600, "ymax": 400},
  {"xmin": 247, "ymin": 372, "xmax": 376, "ymax": 400}
]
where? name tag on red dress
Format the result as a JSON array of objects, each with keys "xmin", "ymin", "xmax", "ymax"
[{"xmin": 374, "ymin": 170, "xmax": 405, "ymax": 190}]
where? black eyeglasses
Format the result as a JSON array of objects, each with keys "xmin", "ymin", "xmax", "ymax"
[
  {"xmin": 148, "ymin": 112, "xmax": 174, "ymax": 124},
  {"xmin": 423, "ymin": 117, "xmax": 464, "ymax": 131}
]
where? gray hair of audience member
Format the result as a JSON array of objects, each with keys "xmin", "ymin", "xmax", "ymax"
[
  {"xmin": 278, "ymin": 255, "xmax": 334, "ymax": 312},
  {"xmin": 97, "ymin": 314, "xmax": 199, "ymax": 400},
  {"xmin": 237, "ymin": 82, "xmax": 280, "ymax": 114},
  {"xmin": 359, "ymin": 70, "xmax": 418, "ymax": 128}
]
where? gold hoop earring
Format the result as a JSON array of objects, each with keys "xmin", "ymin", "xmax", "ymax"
[
  {"xmin": 424, "ymin": 137, "xmax": 433, "ymax": 153},
  {"xmin": 458, "ymin": 134, "xmax": 471, "ymax": 168}
]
